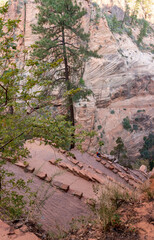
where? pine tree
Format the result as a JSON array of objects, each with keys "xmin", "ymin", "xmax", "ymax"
[
  {"xmin": 110, "ymin": 137, "xmax": 128, "ymax": 163},
  {"xmin": 0, "ymin": 2, "xmax": 84, "ymax": 220},
  {"xmin": 32, "ymin": 0, "xmax": 98, "ymax": 128},
  {"xmin": 0, "ymin": 2, "xmax": 79, "ymax": 158},
  {"xmin": 139, "ymin": 134, "xmax": 154, "ymax": 170}
]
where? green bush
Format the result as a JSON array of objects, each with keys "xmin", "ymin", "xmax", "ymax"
[
  {"xmin": 0, "ymin": 169, "xmax": 36, "ymax": 221},
  {"xmin": 139, "ymin": 133, "xmax": 154, "ymax": 170},
  {"xmin": 97, "ymin": 125, "xmax": 102, "ymax": 130},
  {"xmin": 133, "ymin": 124, "xmax": 138, "ymax": 131},
  {"xmin": 93, "ymin": 184, "xmax": 132, "ymax": 230},
  {"xmin": 104, "ymin": 14, "xmax": 123, "ymax": 34},
  {"xmin": 122, "ymin": 117, "xmax": 132, "ymax": 131},
  {"xmin": 110, "ymin": 110, "xmax": 115, "ymax": 114},
  {"xmin": 137, "ymin": 109, "xmax": 145, "ymax": 113},
  {"xmin": 110, "ymin": 137, "xmax": 130, "ymax": 167}
]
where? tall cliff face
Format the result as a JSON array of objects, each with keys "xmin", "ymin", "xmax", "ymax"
[{"xmin": 6, "ymin": 0, "xmax": 154, "ymax": 159}]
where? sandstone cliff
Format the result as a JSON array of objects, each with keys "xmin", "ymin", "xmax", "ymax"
[{"xmin": 6, "ymin": 0, "xmax": 154, "ymax": 160}]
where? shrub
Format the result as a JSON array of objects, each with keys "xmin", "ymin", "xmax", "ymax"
[
  {"xmin": 110, "ymin": 137, "xmax": 131, "ymax": 167},
  {"xmin": 137, "ymin": 19, "xmax": 149, "ymax": 46},
  {"xmin": 141, "ymin": 181, "xmax": 154, "ymax": 201},
  {"xmin": 110, "ymin": 110, "xmax": 115, "ymax": 114},
  {"xmin": 137, "ymin": 109, "xmax": 145, "ymax": 113},
  {"xmin": 94, "ymin": 184, "xmax": 132, "ymax": 230},
  {"xmin": 97, "ymin": 125, "xmax": 102, "ymax": 130},
  {"xmin": 122, "ymin": 117, "xmax": 132, "ymax": 131},
  {"xmin": 133, "ymin": 124, "xmax": 138, "ymax": 131},
  {"xmin": 98, "ymin": 141, "xmax": 104, "ymax": 147},
  {"xmin": 105, "ymin": 14, "xmax": 123, "ymax": 34},
  {"xmin": 139, "ymin": 133, "xmax": 154, "ymax": 170},
  {"xmin": 0, "ymin": 169, "xmax": 35, "ymax": 221}
]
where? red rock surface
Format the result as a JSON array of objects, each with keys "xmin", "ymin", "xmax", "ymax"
[
  {"xmin": 0, "ymin": 220, "xmax": 40, "ymax": 240},
  {"xmin": 3, "ymin": 140, "xmax": 148, "ymax": 233}
]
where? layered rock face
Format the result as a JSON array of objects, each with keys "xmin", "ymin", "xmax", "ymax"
[{"xmin": 6, "ymin": 0, "xmax": 154, "ymax": 159}]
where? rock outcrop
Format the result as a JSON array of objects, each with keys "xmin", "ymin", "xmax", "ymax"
[
  {"xmin": 4, "ymin": 140, "xmax": 148, "ymax": 232},
  {"xmin": 5, "ymin": 0, "xmax": 154, "ymax": 159}
]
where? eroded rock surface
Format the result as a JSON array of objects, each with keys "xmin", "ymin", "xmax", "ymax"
[
  {"xmin": 4, "ymin": 140, "xmax": 148, "ymax": 232},
  {"xmin": 6, "ymin": 0, "xmax": 154, "ymax": 158}
]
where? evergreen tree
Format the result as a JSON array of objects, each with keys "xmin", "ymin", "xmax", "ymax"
[
  {"xmin": 0, "ymin": 2, "xmax": 86, "ymax": 220},
  {"xmin": 110, "ymin": 137, "xmax": 128, "ymax": 166},
  {"xmin": 139, "ymin": 134, "xmax": 154, "ymax": 170},
  {"xmin": 0, "ymin": 2, "xmax": 79, "ymax": 158},
  {"xmin": 32, "ymin": 0, "xmax": 98, "ymax": 127}
]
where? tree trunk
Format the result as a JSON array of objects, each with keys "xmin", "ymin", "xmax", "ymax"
[{"xmin": 62, "ymin": 26, "xmax": 75, "ymax": 148}]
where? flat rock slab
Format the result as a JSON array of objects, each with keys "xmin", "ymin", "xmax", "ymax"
[
  {"xmin": 53, "ymin": 181, "xmax": 69, "ymax": 192},
  {"xmin": 5, "ymin": 162, "xmax": 92, "ymax": 232},
  {"xmin": 15, "ymin": 161, "xmax": 29, "ymax": 168},
  {"xmin": 69, "ymin": 189, "xmax": 83, "ymax": 199},
  {"xmin": 0, "ymin": 220, "xmax": 40, "ymax": 240},
  {"xmin": 26, "ymin": 166, "xmax": 35, "ymax": 173},
  {"xmin": 70, "ymin": 159, "xmax": 79, "ymax": 165},
  {"xmin": 35, "ymin": 171, "xmax": 47, "ymax": 180}
]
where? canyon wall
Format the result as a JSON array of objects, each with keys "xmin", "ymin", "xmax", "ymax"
[{"xmin": 6, "ymin": 0, "xmax": 154, "ymax": 159}]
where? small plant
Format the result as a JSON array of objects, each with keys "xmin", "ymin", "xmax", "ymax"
[
  {"xmin": 110, "ymin": 110, "xmax": 115, "ymax": 114},
  {"xmin": 97, "ymin": 125, "xmax": 102, "ymax": 130},
  {"xmin": 55, "ymin": 158, "xmax": 62, "ymax": 164},
  {"xmin": 0, "ymin": 168, "xmax": 36, "ymax": 221},
  {"xmin": 66, "ymin": 152, "xmax": 75, "ymax": 158},
  {"xmin": 122, "ymin": 117, "xmax": 132, "ymax": 131},
  {"xmin": 98, "ymin": 141, "xmax": 104, "ymax": 147},
  {"xmin": 100, "ymin": 132, "xmax": 103, "ymax": 139},
  {"xmin": 133, "ymin": 124, "xmax": 138, "ymax": 131},
  {"xmin": 92, "ymin": 2, "xmax": 101, "ymax": 24},
  {"xmin": 137, "ymin": 109, "xmax": 145, "ymax": 113},
  {"xmin": 105, "ymin": 14, "xmax": 123, "ymax": 34},
  {"xmin": 137, "ymin": 19, "xmax": 149, "ymax": 46},
  {"xmin": 112, "ymin": 214, "xmax": 122, "ymax": 227},
  {"xmin": 93, "ymin": 184, "xmax": 132, "ymax": 230}
]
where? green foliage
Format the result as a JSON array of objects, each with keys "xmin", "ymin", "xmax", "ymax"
[
  {"xmin": 110, "ymin": 137, "xmax": 129, "ymax": 167},
  {"xmin": 55, "ymin": 158, "xmax": 62, "ymax": 164},
  {"xmin": 92, "ymin": 2, "xmax": 101, "ymax": 24},
  {"xmin": 0, "ymin": 2, "xmax": 92, "ymax": 221},
  {"xmin": 97, "ymin": 125, "xmax": 102, "ymax": 130},
  {"xmin": 137, "ymin": 19, "xmax": 149, "ymax": 46},
  {"xmin": 93, "ymin": 184, "xmax": 132, "ymax": 230},
  {"xmin": 139, "ymin": 133, "xmax": 154, "ymax": 170},
  {"xmin": 32, "ymin": 0, "xmax": 99, "ymax": 124},
  {"xmin": 133, "ymin": 124, "xmax": 138, "ymax": 131},
  {"xmin": 0, "ymin": 168, "xmax": 37, "ymax": 221},
  {"xmin": 104, "ymin": 1, "xmax": 154, "ymax": 51},
  {"xmin": 66, "ymin": 152, "xmax": 75, "ymax": 158},
  {"xmin": 132, "ymin": 158, "xmax": 149, "ymax": 170},
  {"xmin": 110, "ymin": 110, "xmax": 115, "ymax": 114},
  {"xmin": 137, "ymin": 109, "xmax": 145, "ymax": 112},
  {"xmin": 104, "ymin": 14, "xmax": 123, "ymax": 34},
  {"xmin": 122, "ymin": 117, "xmax": 132, "ymax": 131},
  {"xmin": 98, "ymin": 140, "xmax": 104, "ymax": 147}
]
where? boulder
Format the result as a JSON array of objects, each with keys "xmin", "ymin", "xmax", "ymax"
[{"xmin": 139, "ymin": 165, "xmax": 147, "ymax": 173}]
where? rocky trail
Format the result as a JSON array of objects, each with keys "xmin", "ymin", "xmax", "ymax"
[{"xmin": 3, "ymin": 140, "xmax": 148, "ymax": 233}]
